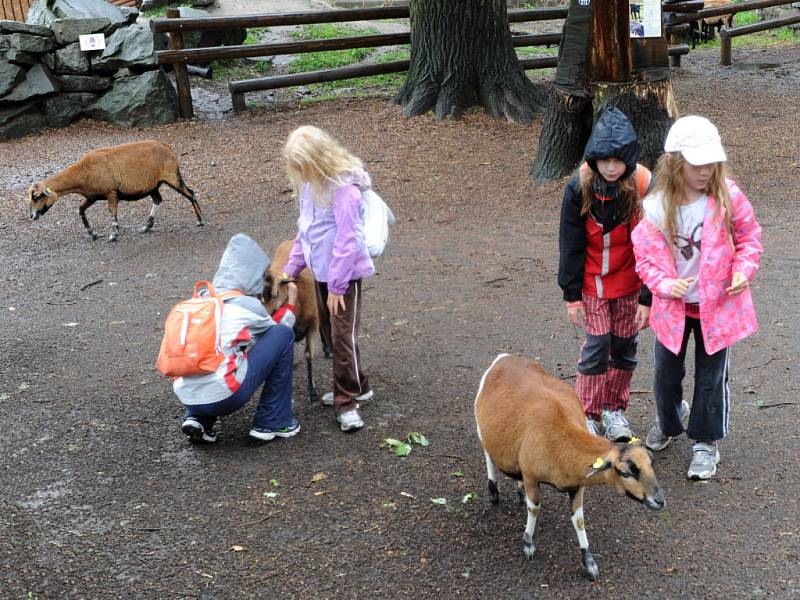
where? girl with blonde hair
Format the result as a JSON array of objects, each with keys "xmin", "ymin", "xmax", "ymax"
[
  {"xmin": 281, "ymin": 126, "xmax": 375, "ymax": 433},
  {"xmin": 632, "ymin": 116, "xmax": 763, "ymax": 480}
]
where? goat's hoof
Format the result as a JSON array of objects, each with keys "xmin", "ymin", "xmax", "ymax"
[
  {"xmin": 85, "ymin": 232, "xmax": 97, "ymax": 241},
  {"xmin": 139, "ymin": 226, "xmax": 152, "ymax": 234},
  {"xmin": 108, "ymin": 235, "xmax": 118, "ymax": 242},
  {"xmin": 522, "ymin": 533, "xmax": 535, "ymax": 560},
  {"xmin": 488, "ymin": 480, "xmax": 499, "ymax": 505},
  {"xmin": 309, "ymin": 390, "xmax": 318, "ymax": 402},
  {"xmin": 196, "ymin": 220, "xmax": 204, "ymax": 227},
  {"xmin": 581, "ymin": 549, "xmax": 599, "ymax": 581}
]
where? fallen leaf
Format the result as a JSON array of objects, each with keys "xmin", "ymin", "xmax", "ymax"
[
  {"xmin": 62, "ymin": 322, "xmax": 79, "ymax": 327},
  {"xmin": 311, "ymin": 472, "xmax": 327, "ymax": 483},
  {"xmin": 18, "ymin": 383, "xmax": 29, "ymax": 391},
  {"xmin": 430, "ymin": 497, "xmax": 447, "ymax": 505},
  {"xmin": 269, "ymin": 479, "xmax": 279, "ymax": 487},
  {"xmin": 407, "ymin": 432, "xmax": 430, "ymax": 447},
  {"xmin": 263, "ymin": 492, "xmax": 278, "ymax": 498},
  {"xmin": 400, "ymin": 492, "xmax": 415, "ymax": 499},
  {"xmin": 462, "ymin": 492, "xmax": 478, "ymax": 504},
  {"xmin": 450, "ymin": 471, "xmax": 464, "ymax": 478},
  {"xmin": 392, "ymin": 319, "xmax": 408, "ymax": 326},
  {"xmin": 228, "ymin": 545, "xmax": 247, "ymax": 552},
  {"xmin": 0, "ymin": 393, "xmax": 8, "ymax": 402}
]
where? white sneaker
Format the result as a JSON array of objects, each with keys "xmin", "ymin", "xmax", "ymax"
[
  {"xmin": 586, "ymin": 417, "xmax": 601, "ymax": 436},
  {"xmin": 322, "ymin": 389, "xmax": 374, "ymax": 406},
  {"xmin": 336, "ymin": 408, "xmax": 364, "ymax": 432},
  {"xmin": 601, "ymin": 409, "xmax": 633, "ymax": 442},
  {"xmin": 687, "ymin": 442, "xmax": 720, "ymax": 480}
]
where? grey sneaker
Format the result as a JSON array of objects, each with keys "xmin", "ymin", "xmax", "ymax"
[
  {"xmin": 322, "ymin": 389, "xmax": 374, "ymax": 407},
  {"xmin": 645, "ymin": 400, "xmax": 690, "ymax": 451},
  {"xmin": 586, "ymin": 417, "xmax": 601, "ymax": 436},
  {"xmin": 336, "ymin": 408, "xmax": 364, "ymax": 432},
  {"xmin": 687, "ymin": 442, "xmax": 720, "ymax": 480},
  {"xmin": 601, "ymin": 409, "xmax": 633, "ymax": 442}
]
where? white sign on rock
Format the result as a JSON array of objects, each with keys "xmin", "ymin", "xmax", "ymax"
[{"xmin": 79, "ymin": 33, "xmax": 106, "ymax": 51}]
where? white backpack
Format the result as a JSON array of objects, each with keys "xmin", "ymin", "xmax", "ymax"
[{"xmin": 362, "ymin": 189, "xmax": 395, "ymax": 257}]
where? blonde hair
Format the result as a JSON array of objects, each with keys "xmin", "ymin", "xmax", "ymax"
[
  {"xmin": 651, "ymin": 152, "xmax": 733, "ymax": 245},
  {"xmin": 578, "ymin": 165, "xmax": 640, "ymax": 225},
  {"xmin": 283, "ymin": 125, "xmax": 363, "ymax": 206}
]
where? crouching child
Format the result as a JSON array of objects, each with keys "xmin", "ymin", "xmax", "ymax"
[{"xmin": 171, "ymin": 233, "xmax": 300, "ymax": 443}]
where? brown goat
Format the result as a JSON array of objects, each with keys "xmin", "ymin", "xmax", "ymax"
[
  {"xmin": 26, "ymin": 140, "xmax": 202, "ymax": 242},
  {"xmin": 474, "ymin": 354, "xmax": 665, "ymax": 580},
  {"xmin": 262, "ymin": 240, "xmax": 324, "ymax": 402}
]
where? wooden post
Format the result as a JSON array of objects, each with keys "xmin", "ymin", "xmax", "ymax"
[
  {"xmin": 720, "ymin": 30, "xmax": 732, "ymax": 66},
  {"xmin": 231, "ymin": 92, "xmax": 246, "ymax": 113},
  {"xmin": 166, "ymin": 8, "xmax": 194, "ymax": 119}
]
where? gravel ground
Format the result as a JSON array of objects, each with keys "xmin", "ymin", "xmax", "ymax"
[{"xmin": 1, "ymin": 44, "xmax": 799, "ymax": 599}]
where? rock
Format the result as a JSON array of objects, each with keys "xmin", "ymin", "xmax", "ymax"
[
  {"xmin": 113, "ymin": 67, "xmax": 132, "ymax": 78},
  {"xmin": 51, "ymin": 17, "xmax": 111, "ymax": 45},
  {"xmin": 0, "ymin": 102, "xmax": 45, "ymax": 140},
  {"xmin": 0, "ymin": 49, "xmax": 39, "ymax": 66},
  {"xmin": 0, "ymin": 20, "xmax": 53, "ymax": 37},
  {"xmin": 92, "ymin": 25, "xmax": 155, "ymax": 73},
  {"xmin": 0, "ymin": 32, "xmax": 55, "ymax": 53},
  {"xmin": 56, "ymin": 73, "xmax": 111, "ymax": 92},
  {"xmin": 178, "ymin": 6, "xmax": 245, "ymax": 53},
  {"xmin": 25, "ymin": 0, "xmax": 58, "ymax": 28},
  {"xmin": 0, "ymin": 61, "xmax": 24, "ymax": 96},
  {"xmin": 55, "ymin": 42, "xmax": 91, "ymax": 74},
  {"xmin": 191, "ymin": 0, "xmax": 214, "ymax": 6},
  {"xmin": 119, "ymin": 7, "xmax": 140, "ymax": 26},
  {"xmin": 44, "ymin": 91, "xmax": 97, "ymax": 126},
  {"xmin": 89, "ymin": 69, "xmax": 177, "ymax": 127},
  {"xmin": 41, "ymin": 51, "xmax": 54, "ymax": 70},
  {"xmin": 2, "ymin": 63, "xmax": 59, "ymax": 102},
  {"xmin": 51, "ymin": 0, "xmax": 126, "ymax": 25}
]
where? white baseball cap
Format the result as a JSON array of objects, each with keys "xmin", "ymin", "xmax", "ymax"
[{"xmin": 664, "ymin": 115, "xmax": 727, "ymax": 165}]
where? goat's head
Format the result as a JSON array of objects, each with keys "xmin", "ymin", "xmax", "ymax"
[
  {"xmin": 262, "ymin": 269, "xmax": 289, "ymax": 314},
  {"xmin": 26, "ymin": 183, "xmax": 58, "ymax": 220},
  {"xmin": 587, "ymin": 443, "xmax": 665, "ymax": 510}
]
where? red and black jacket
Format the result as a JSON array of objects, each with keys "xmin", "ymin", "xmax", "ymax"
[{"xmin": 558, "ymin": 107, "xmax": 652, "ymax": 306}]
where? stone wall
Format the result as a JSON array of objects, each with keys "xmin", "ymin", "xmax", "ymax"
[{"xmin": 0, "ymin": 0, "xmax": 178, "ymax": 141}]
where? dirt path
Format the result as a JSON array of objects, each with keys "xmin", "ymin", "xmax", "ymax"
[{"xmin": 1, "ymin": 45, "xmax": 799, "ymax": 599}]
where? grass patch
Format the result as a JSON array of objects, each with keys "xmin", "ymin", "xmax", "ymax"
[
  {"xmin": 702, "ymin": 27, "xmax": 800, "ymax": 49},
  {"xmin": 516, "ymin": 44, "xmax": 559, "ymax": 58},
  {"xmin": 244, "ymin": 27, "xmax": 270, "ymax": 46},
  {"xmin": 288, "ymin": 24, "xmax": 382, "ymax": 73},
  {"xmin": 141, "ymin": 2, "xmax": 191, "ymax": 18},
  {"xmin": 212, "ymin": 59, "xmax": 271, "ymax": 82},
  {"xmin": 733, "ymin": 10, "xmax": 760, "ymax": 26}
]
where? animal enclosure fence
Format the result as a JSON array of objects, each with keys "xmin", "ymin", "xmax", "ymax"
[
  {"xmin": 0, "ymin": 0, "xmax": 34, "ymax": 21},
  {"xmin": 153, "ymin": 5, "xmax": 690, "ymax": 118}
]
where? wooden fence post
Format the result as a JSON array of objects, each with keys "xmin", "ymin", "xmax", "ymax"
[
  {"xmin": 720, "ymin": 31, "xmax": 732, "ymax": 66},
  {"xmin": 166, "ymin": 7, "xmax": 194, "ymax": 119}
]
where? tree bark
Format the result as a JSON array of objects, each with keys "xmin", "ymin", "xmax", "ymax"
[
  {"xmin": 531, "ymin": 0, "xmax": 677, "ymax": 181},
  {"xmin": 394, "ymin": 0, "xmax": 547, "ymax": 122}
]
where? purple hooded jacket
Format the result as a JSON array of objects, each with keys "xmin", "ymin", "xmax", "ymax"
[{"xmin": 283, "ymin": 170, "xmax": 375, "ymax": 295}]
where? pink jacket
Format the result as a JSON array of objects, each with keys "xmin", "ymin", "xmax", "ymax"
[{"xmin": 631, "ymin": 179, "xmax": 762, "ymax": 355}]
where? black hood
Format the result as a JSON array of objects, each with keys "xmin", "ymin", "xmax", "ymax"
[{"xmin": 583, "ymin": 107, "xmax": 640, "ymax": 180}]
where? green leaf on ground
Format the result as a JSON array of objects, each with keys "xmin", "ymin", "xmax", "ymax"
[
  {"xmin": 407, "ymin": 432, "xmax": 429, "ymax": 446},
  {"xmin": 450, "ymin": 471, "xmax": 464, "ymax": 478},
  {"xmin": 430, "ymin": 497, "xmax": 447, "ymax": 505},
  {"xmin": 462, "ymin": 492, "xmax": 478, "ymax": 504},
  {"xmin": 382, "ymin": 438, "xmax": 412, "ymax": 457}
]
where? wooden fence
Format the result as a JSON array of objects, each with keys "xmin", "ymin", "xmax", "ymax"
[
  {"xmin": 0, "ymin": 0, "xmax": 34, "ymax": 22},
  {"xmin": 666, "ymin": 0, "xmax": 800, "ymax": 64}
]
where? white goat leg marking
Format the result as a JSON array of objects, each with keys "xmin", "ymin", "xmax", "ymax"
[
  {"xmin": 474, "ymin": 353, "xmax": 510, "ymax": 441},
  {"xmin": 484, "ymin": 450, "xmax": 496, "ymax": 484},
  {"xmin": 522, "ymin": 497, "xmax": 540, "ymax": 559},
  {"xmin": 149, "ymin": 203, "xmax": 160, "ymax": 221},
  {"xmin": 571, "ymin": 506, "xmax": 589, "ymax": 549}
]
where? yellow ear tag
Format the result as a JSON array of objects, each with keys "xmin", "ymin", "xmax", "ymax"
[
  {"xmin": 46, "ymin": 187, "xmax": 54, "ymax": 194},
  {"xmin": 592, "ymin": 457, "xmax": 604, "ymax": 469},
  {"xmin": 627, "ymin": 436, "xmax": 640, "ymax": 444}
]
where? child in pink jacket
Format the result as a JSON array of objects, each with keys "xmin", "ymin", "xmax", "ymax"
[{"xmin": 632, "ymin": 116, "xmax": 762, "ymax": 480}]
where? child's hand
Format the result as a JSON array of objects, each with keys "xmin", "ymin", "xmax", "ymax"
[
  {"xmin": 635, "ymin": 305, "xmax": 650, "ymax": 330},
  {"xmin": 670, "ymin": 277, "xmax": 695, "ymax": 299},
  {"xmin": 286, "ymin": 282, "xmax": 298, "ymax": 305},
  {"xmin": 327, "ymin": 292, "xmax": 346, "ymax": 316},
  {"xmin": 566, "ymin": 301, "xmax": 585, "ymax": 328},
  {"xmin": 726, "ymin": 271, "xmax": 749, "ymax": 295}
]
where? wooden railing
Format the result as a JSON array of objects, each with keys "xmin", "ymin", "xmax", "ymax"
[
  {"xmin": 665, "ymin": 0, "xmax": 799, "ymax": 65},
  {"xmin": 152, "ymin": 5, "xmax": 693, "ymax": 117}
]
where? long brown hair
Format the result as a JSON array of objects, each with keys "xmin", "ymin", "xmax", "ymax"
[
  {"xmin": 578, "ymin": 165, "xmax": 640, "ymax": 225},
  {"xmin": 651, "ymin": 152, "xmax": 733, "ymax": 245}
]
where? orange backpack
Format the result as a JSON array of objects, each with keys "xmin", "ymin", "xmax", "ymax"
[{"xmin": 156, "ymin": 281, "xmax": 243, "ymax": 378}]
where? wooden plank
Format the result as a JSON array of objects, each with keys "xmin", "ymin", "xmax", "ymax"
[{"xmin": 1, "ymin": 0, "xmax": 17, "ymax": 22}]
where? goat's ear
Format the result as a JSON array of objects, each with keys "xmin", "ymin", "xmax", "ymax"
[{"xmin": 586, "ymin": 457, "xmax": 612, "ymax": 478}]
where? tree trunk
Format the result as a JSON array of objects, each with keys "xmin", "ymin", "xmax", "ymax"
[
  {"xmin": 531, "ymin": 0, "xmax": 677, "ymax": 181},
  {"xmin": 394, "ymin": 0, "xmax": 547, "ymax": 122}
]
